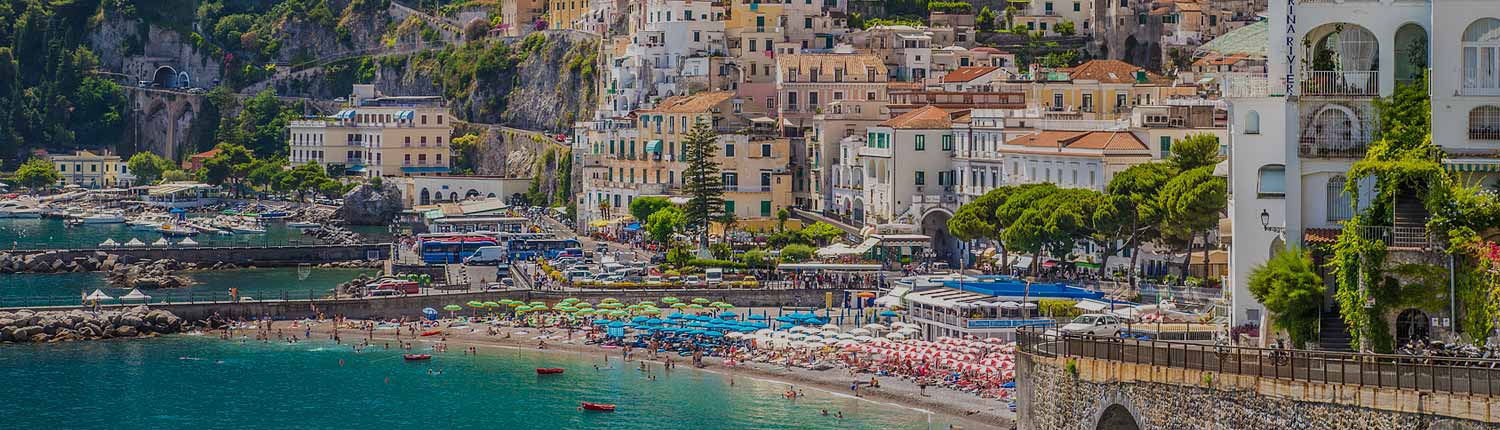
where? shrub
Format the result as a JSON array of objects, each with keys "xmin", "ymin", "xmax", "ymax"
[{"xmin": 780, "ymin": 244, "xmax": 815, "ymax": 262}]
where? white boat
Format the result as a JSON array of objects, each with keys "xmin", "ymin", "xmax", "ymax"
[
  {"xmin": 287, "ymin": 221, "xmax": 321, "ymax": 229},
  {"xmin": 156, "ymin": 223, "xmax": 198, "ymax": 236},
  {"xmin": 0, "ymin": 201, "xmax": 41, "ymax": 219},
  {"xmin": 231, "ymin": 223, "xmax": 267, "ymax": 234},
  {"xmin": 80, "ymin": 212, "xmax": 126, "ymax": 224}
]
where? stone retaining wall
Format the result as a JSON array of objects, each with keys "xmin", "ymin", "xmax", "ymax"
[{"xmin": 1016, "ymin": 352, "xmax": 1500, "ymax": 429}]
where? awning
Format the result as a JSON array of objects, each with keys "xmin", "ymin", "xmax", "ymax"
[
  {"xmin": 332, "ymin": 110, "xmax": 356, "ymax": 120},
  {"xmin": 398, "ymin": 110, "xmax": 415, "ymax": 120},
  {"xmin": 401, "ymin": 166, "xmax": 452, "ymax": 174},
  {"xmin": 645, "ymin": 139, "xmax": 663, "ymax": 153},
  {"xmin": 1444, "ymin": 158, "xmax": 1500, "ymax": 173}
]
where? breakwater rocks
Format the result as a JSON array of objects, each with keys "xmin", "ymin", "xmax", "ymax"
[
  {"xmin": 0, "ymin": 251, "xmax": 116, "ymax": 273},
  {"xmin": 0, "ymin": 307, "xmax": 185, "ymax": 343},
  {"xmin": 303, "ymin": 225, "xmax": 363, "ymax": 245},
  {"xmin": 106, "ymin": 259, "xmax": 193, "ymax": 289}
]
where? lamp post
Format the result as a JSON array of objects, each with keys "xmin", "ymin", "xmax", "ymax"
[{"xmin": 1259, "ymin": 209, "xmax": 1285, "ymax": 233}]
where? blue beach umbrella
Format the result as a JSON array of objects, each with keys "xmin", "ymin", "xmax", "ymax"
[
  {"xmin": 703, "ymin": 331, "xmax": 724, "ymax": 337},
  {"xmin": 879, "ymin": 310, "xmax": 900, "ymax": 317},
  {"xmin": 775, "ymin": 316, "xmax": 795, "ymax": 323},
  {"xmin": 592, "ymin": 320, "xmax": 610, "ymax": 325},
  {"xmin": 778, "ymin": 323, "xmax": 794, "ymax": 330},
  {"xmin": 421, "ymin": 308, "xmax": 439, "ymax": 320},
  {"xmin": 747, "ymin": 314, "xmax": 767, "ymax": 321}
]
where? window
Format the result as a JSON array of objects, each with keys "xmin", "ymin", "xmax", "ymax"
[
  {"xmin": 1159, "ymin": 136, "xmax": 1172, "ymax": 158},
  {"xmin": 1471, "ymin": 106, "xmax": 1500, "ymax": 139},
  {"xmin": 1053, "ymin": 93, "xmax": 1064, "ymax": 109},
  {"xmin": 1245, "ymin": 110, "xmax": 1261, "ymax": 134},
  {"xmin": 761, "ymin": 143, "xmax": 771, "ymax": 157},
  {"xmin": 694, "ymin": 31, "xmax": 700, "ymax": 42},
  {"xmin": 915, "ymin": 135, "xmax": 926, "ymax": 151},
  {"xmin": 1082, "ymin": 93, "xmax": 1094, "ymax": 111},
  {"xmin": 1464, "ymin": 19, "xmax": 1500, "ymax": 92},
  {"xmin": 436, "ymin": 115, "xmax": 443, "ymax": 124},
  {"xmin": 1074, "ymin": 2, "xmax": 1081, "ymax": 11},
  {"xmin": 421, "ymin": 115, "xmax": 428, "ymax": 124},
  {"xmin": 915, "ymin": 171, "xmax": 926, "ymax": 186},
  {"xmin": 725, "ymin": 143, "xmax": 736, "ymax": 156},
  {"xmin": 1327, "ymin": 175, "xmax": 1353, "ymax": 221},
  {"xmin": 804, "ymin": 17, "xmax": 813, "ymax": 29},
  {"xmin": 941, "ymin": 135, "xmax": 953, "ymax": 151},
  {"xmin": 1258, "ymin": 165, "xmax": 1286, "ymax": 197}
]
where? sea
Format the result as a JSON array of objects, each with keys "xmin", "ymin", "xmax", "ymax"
[
  {"xmin": 0, "ymin": 336, "xmax": 956, "ymax": 429},
  {"xmin": 0, "ymin": 217, "xmax": 393, "ymax": 249}
]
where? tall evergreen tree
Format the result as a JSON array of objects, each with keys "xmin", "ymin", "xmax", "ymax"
[{"xmin": 679, "ymin": 120, "xmax": 724, "ymax": 251}]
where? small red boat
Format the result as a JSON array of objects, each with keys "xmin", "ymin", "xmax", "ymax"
[
  {"xmin": 580, "ymin": 402, "xmax": 616, "ymax": 412},
  {"xmin": 403, "ymin": 354, "xmax": 432, "ymax": 361},
  {"xmin": 419, "ymin": 330, "xmax": 442, "ymax": 337},
  {"xmin": 536, "ymin": 367, "xmax": 565, "ymax": 375}
]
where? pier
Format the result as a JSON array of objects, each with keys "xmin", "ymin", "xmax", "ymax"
[{"xmin": 4, "ymin": 243, "xmax": 394, "ymax": 269}]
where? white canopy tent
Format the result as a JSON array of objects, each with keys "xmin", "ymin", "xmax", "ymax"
[
  {"xmin": 120, "ymin": 289, "xmax": 152, "ymax": 302},
  {"xmin": 124, "ymin": 238, "xmax": 146, "ymax": 247},
  {"xmin": 151, "ymin": 238, "xmax": 170, "ymax": 247},
  {"xmin": 99, "ymin": 238, "xmax": 119, "ymax": 247},
  {"xmin": 84, "ymin": 289, "xmax": 114, "ymax": 301},
  {"xmin": 177, "ymin": 237, "xmax": 198, "ymax": 246}
]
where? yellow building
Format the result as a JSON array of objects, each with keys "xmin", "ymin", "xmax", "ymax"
[
  {"xmin": 1022, "ymin": 60, "xmax": 1198, "ymax": 121},
  {"xmin": 50, "ymin": 150, "xmax": 133, "ymax": 188},
  {"xmin": 547, "ymin": 0, "xmax": 589, "ymax": 31},
  {"xmin": 288, "ymin": 85, "xmax": 452, "ymax": 178}
]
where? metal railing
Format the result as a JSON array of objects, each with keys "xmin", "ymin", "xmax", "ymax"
[
  {"xmin": 1301, "ymin": 71, "xmax": 1379, "ymax": 97},
  {"xmin": 1220, "ymin": 73, "xmax": 1272, "ymax": 98},
  {"xmin": 1351, "ymin": 225, "xmax": 1434, "ymax": 249},
  {"xmin": 1016, "ymin": 327, "xmax": 1500, "ymax": 397}
]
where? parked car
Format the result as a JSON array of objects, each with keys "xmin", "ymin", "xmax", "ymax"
[
  {"xmin": 566, "ymin": 270, "xmax": 593, "ymax": 282},
  {"xmin": 1057, "ymin": 314, "xmax": 1125, "ymax": 337},
  {"xmin": 683, "ymin": 275, "xmax": 703, "ymax": 286}
]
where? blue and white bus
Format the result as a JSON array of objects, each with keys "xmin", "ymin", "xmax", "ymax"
[
  {"xmin": 419, "ymin": 234, "xmax": 499, "ymax": 264},
  {"xmin": 505, "ymin": 238, "xmax": 582, "ymax": 260}
]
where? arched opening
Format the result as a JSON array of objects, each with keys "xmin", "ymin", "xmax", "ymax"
[
  {"xmin": 1301, "ymin": 104, "xmax": 1368, "ymax": 156},
  {"xmin": 449, "ymin": 191, "xmax": 459, "ymax": 201},
  {"xmin": 1462, "ymin": 18, "xmax": 1500, "ymax": 93},
  {"xmin": 1395, "ymin": 308, "xmax": 1430, "ymax": 346},
  {"xmin": 486, "ymin": 192, "xmax": 497, "ymax": 198},
  {"xmin": 1257, "ymin": 164, "xmax": 1286, "ymax": 197},
  {"xmin": 920, "ymin": 209, "xmax": 956, "ymax": 266},
  {"xmin": 151, "ymin": 66, "xmax": 179, "ymax": 88},
  {"xmin": 1096, "ymin": 404, "xmax": 1141, "ymax": 430},
  {"xmin": 851, "ymin": 198, "xmax": 865, "ymax": 227},
  {"xmin": 1303, "ymin": 23, "xmax": 1379, "ymax": 96},
  {"xmin": 465, "ymin": 189, "xmax": 481, "ymax": 199},
  {"xmin": 1244, "ymin": 110, "xmax": 1260, "ymax": 134},
  {"xmin": 419, "ymin": 188, "xmax": 431, "ymax": 205},
  {"xmin": 1394, "ymin": 23, "xmax": 1428, "ymax": 86}
]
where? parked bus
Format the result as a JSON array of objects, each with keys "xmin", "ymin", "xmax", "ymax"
[
  {"xmin": 419, "ymin": 234, "xmax": 499, "ymax": 264},
  {"xmin": 505, "ymin": 238, "xmax": 582, "ymax": 260}
]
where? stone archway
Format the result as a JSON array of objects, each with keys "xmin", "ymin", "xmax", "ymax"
[
  {"xmin": 449, "ymin": 191, "xmax": 459, "ymax": 202},
  {"xmin": 152, "ymin": 66, "xmax": 179, "ymax": 88},
  {"xmin": 851, "ymin": 197, "xmax": 865, "ymax": 227},
  {"xmin": 920, "ymin": 208, "xmax": 956, "ymax": 266},
  {"xmin": 1096, "ymin": 404, "xmax": 1141, "ymax": 430},
  {"xmin": 1396, "ymin": 308, "xmax": 1430, "ymax": 346},
  {"xmin": 465, "ymin": 189, "xmax": 481, "ymax": 199}
]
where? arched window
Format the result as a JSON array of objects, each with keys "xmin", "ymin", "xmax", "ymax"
[
  {"xmin": 1463, "ymin": 18, "xmax": 1500, "ymax": 93},
  {"xmin": 1470, "ymin": 106, "xmax": 1500, "ymax": 139},
  {"xmin": 1244, "ymin": 110, "xmax": 1260, "ymax": 134},
  {"xmin": 419, "ymin": 188, "xmax": 431, "ymax": 205},
  {"xmin": 1258, "ymin": 164, "xmax": 1286, "ymax": 197},
  {"xmin": 449, "ymin": 192, "xmax": 459, "ymax": 201},
  {"xmin": 1327, "ymin": 175, "xmax": 1352, "ymax": 221}
]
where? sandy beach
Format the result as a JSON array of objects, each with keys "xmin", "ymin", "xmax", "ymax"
[{"xmin": 273, "ymin": 320, "xmax": 1015, "ymax": 430}]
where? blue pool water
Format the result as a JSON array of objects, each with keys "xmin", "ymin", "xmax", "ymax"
[{"xmin": 0, "ymin": 336, "xmax": 954, "ymax": 429}]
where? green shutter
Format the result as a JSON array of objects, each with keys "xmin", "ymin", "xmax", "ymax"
[{"xmin": 760, "ymin": 201, "xmax": 772, "ymax": 217}]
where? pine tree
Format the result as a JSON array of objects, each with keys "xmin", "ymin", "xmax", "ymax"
[{"xmin": 679, "ymin": 120, "xmax": 724, "ymax": 251}]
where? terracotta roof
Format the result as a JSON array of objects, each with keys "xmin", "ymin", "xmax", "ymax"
[
  {"xmin": 1176, "ymin": 1, "xmax": 1202, "ymax": 12},
  {"xmin": 777, "ymin": 54, "xmax": 889, "ymax": 83},
  {"xmin": 879, "ymin": 106, "xmax": 960, "ymax": 129},
  {"xmin": 189, "ymin": 149, "xmax": 221, "ymax": 160},
  {"xmin": 646, "ymin": 91, "xmax": 735, "ymax": 113},
  {"xmin": 1005, "ymin": 130, "xmax": 1147, "ymax": 151},
  {"xmin": 941, "ymin": 66, "xmax": 1000, "ymax": 83},
  {"xmin": 1304, "ymin": 227, "xmax": 1341, "ymax": 245},
  {"xmin": 1065, "ymin": 60, "xmax": 1171, "ymax": 85},
  {"xmin": 971, "ymin": 47, "xmax": 1009, "ymax": 55}
]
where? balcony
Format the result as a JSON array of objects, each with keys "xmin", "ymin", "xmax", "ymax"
[
  {"xmin": 1350, "ymin": 225, "xmax": 1434, "ymax": 250},
  {"xmin": 1300, "ymin": 71, "xmax": 1378, "ymax": 97},
  {"xmin": 1298, "ymin": 136, "xmax": 1369, "ymax": 158}
]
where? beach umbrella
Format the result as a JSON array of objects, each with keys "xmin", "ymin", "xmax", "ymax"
[
  {"xmin": 626, "ymin": 304, "xmax": 642, "ymax": 310},
  {"xmin": 575, "ymin": 302, "xmax": 593, "ymax": 308},
  {"xmin": 516, "ymin": 305, "xmax": 533, "ymax": 312},
  {"xmin": 641, "ymin": 308, "xmax": 661, "ymax": 315},
  {"xmin": 532, "ymin": 304, "xmax": 550, "ymax": 311},
  {"xmin": 778, "ymin": 323, "xmax": 793, "ymax": 330},
  {"xmin": 805, "ymin": 318, "xmax": 825, "ymax": 325},
  {"xmin": 820, "ymin": 330, "xmax": 840, "ymax": 338},
  {"xmin": 661, "ymin": 297, "xmax": 680, "ymax": 304},
  {"xmin": 151, "ymin": 237, "xmax": 170, "ymax": 247},
  {"xmin": 562, "ymin": 298, "xmax": 580, "ymax": 303},
  {"xmin": 668, "ymin": 313, "xmax": 687, "ymax": 319},
  {"xmin": 747, "ymin": 314, "xmax": 766, "ymax": 321},
  {"xmin": 854, "ymin": 335, "xmax": 874, "ymax": 342},
  {"xmin": 879, "ymin": 310, "xmax": 900, "ymax": 318},
  {"xmin": 124, "ymin": 238, "xmax": 145, "ymax": 247},
  {"xmin": 856, "ymin": 291, "xmax": 877, "ymax": 298},
  {"xmin": 632, "ymin": 316, "xmax": 649, "ymax": 323},
  {"xmin": 530, "ymin": 301, "xmax": 546, "ymax": 307},
  {"xmin": 442, "ymin": 304, "xmax": 463, "ymax": 317},
  {"xmin": 719, "ymin": 311, "xmax": 738, "ymax": 319},
  {"xmin": 688, "ymin": 304, "xmax": 705, "ymax": 309},
  {"xmin": 671, "ymin": 303, "xmax": 689, "ymax": 309},
  {"xmin": 99, "ymin": 238, "xmax": 119, "ymax": 247},
  {"xmin": 422, "ymin": 308, "xmax": 439, "ymax": 320},
  {"xmin": 775, "ymin": 315, "xmax": 795, "ymax": 323},
  {"xmin": 592, "ymin": 319, "xmax": 610, "ymax": 325},
  {"xmin": 862, "ymin": 323, "xmax": 887, "ymax": 331},
  {"xmin": 849, "ymin": 328, "xmax": 873, "ymax": 336},
  {"xmin": 482, "ymin": 301, "xmax": 500, "ymax": 308},
  {"xmin": 467, "ymin": 301, "xmax": 485, "ymax": 308},
  {"xmin": 821, "ymin": 324, "xmax": 840, "ymax": 331},
  {"xmin": 638, "ymin": 301, "xmax": 656, "ymax": 307},
  {"xmin": 178, "ymin": 237, "xmax": 198, "ymax": 247},
  {"xmin": 714, "ymin": 302, "xmax": 735, "ymax": 309},
  {"xmin": 691, "ymin": 298, "xmax": 710, "ymax": 304},
  {"xmin": 601, "ymin": 298, "xmax": 620, "ymax": 304}
]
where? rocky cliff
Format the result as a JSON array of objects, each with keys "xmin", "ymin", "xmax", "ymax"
[{"xmin": 339, "ymin": 182, "xmax": 404, "ymax": 225}]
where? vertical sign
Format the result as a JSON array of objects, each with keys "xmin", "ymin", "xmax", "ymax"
[{"xmin": 1284, "ymin": 0, "xmax": 1298, "ymax": 96}]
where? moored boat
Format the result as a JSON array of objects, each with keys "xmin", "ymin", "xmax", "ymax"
[
  {"xmin": 156, "ymin": 223, "xmax": 198, "ymax": 236},
  {"xmin": 287, "ymin": 221, "xmax": 321, "ymax": 229},
  {"xmin": 419, "ymin": 330, "xmax": 442, "ymax": 337},
  {"xmin": 402, "ymin": 354, "xmax": 431, "ymax": 361},
  {"xmin": 535, "ymin": 368, "xmax": 565, "ymax": 375},
  {"xmin": 579, "ymin": 402, "xmax": 615, "ymax": 412},
  {"xmin": 81, "ymin": 211, "xmax": 126, "ymax": 224}
]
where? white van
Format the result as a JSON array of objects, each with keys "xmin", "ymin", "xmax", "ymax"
[
  {"xmin": 567, "ymin": 270, "xmax": 594, "ymax": 282},
  {"xmin": 464, "ymin": 246, "xmax": 507, "ymax": 265},
  {"xmin": 704, "ymin": 268, "xmax": 723, "ymax": 286}
]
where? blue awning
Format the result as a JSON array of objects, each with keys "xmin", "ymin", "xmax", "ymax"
[
  {"xmin": 645, "ymin": 140, "xmax": 663, "ymax": 153},
  {"xmin": 623, "ymin": 223, "xmax": 642, "ymax": 231},
  {"xmin": 332, "ymin": 110, "xmax": 356, "ymax": 120},
  {"xmin": 346, "ymin": 165, "xmax": 367, "ymax": 172},
  {"xmin": 397, "ymin": 110, "xmax": 415, "ymax": 120},
  {"xmin": 401, "ymin": 166, "xmax": 451, "ymax": 173}
]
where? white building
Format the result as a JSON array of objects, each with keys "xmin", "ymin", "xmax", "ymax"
[{"xmin": 1223, "ymin": 0, "xmax": 1496, "ymax": 346}]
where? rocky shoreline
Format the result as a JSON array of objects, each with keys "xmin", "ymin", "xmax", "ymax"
[
  {"xmin": 0, "ymin": 307, "xmax": 186, "ymax": 343},
  {"xmin": 0, "ymin": 251, "xmax": 381, "ymax": 276}
]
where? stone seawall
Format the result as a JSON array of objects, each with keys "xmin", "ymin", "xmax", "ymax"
[
  {"xmin": 1016, "ymin": 352, "xmax": 1500, "ymax": 430},
  {"xmin": 6, "ymin": 288, "xmax": 846, "ymax": 322},
  {"xmin": 4, "ymin": 244, "xmax": 393, "ymax": 270}
]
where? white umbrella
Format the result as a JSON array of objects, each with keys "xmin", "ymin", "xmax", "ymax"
[
  {"xmin": 120, "ymin": 289, "xmax": 152, "ymax": 301},
  {"xmin": 755, "ymin": 329, "xmax": 774, "ymax": 336},
  {"xmin": 862, "ymin": 323, "xmax": 887, "ymax": 331},
  {"xmin": 789, "ymin": 341, "xmax": 810, "ymax": 349},
  {"xmin": 885, "ymin": 332, "xmax": 907, "ymax": 340},
  {"xmin": 820, "ymin": 324, "xmax": 840, "ymax": 331},
  {"xmin": 820, "ymin": 337, "xmax": 839, "ymax": 344},
  {"xmin": 849, "ymin": 328, "xmax": 873, "ymax": 336},
  {"xmin": 84, "ymin": 289, "xmax": 114, "ymax": 301},
  {"xmin": 151, "ymin": 237, "xmax": 170, "ymax": 247},
  {"xmin": 804, "ymin": 335, "xmax": 824, "ymax": 343},
  {"xmin": 854, "ymin": 335, "xmax": 874, "ymax": 342},
  {"xmin": 178, "ymin": 237, "xmax": 198, "ymax": 246},
  {"xmin": 786, "ymin": 333, "xmax": 807, "ymax": 341},
  {"xmin": 724, "ymin": 332, "xmax": 744, "ymax": 339},
  {"xmin": 124, "ymin": 238, "xmax": 145, "ymax": 247},
  {"xmin": 819, "ymin": 330, "xmax": 840, "ymax": 338},
  {"xmin": 834, "ymin": 333, "xmax": 855, "ymax": 340},
  {"xmin": 99, "ymin": 238, "xmax": 119, "ymax": 247}
]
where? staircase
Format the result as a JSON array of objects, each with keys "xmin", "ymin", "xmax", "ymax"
[
  {"xmin": 1390, "ymin": 194, "xmax": 1429, "ymax": 249},
  {"xmin": 1317, "ymin": 311, "xmax": 1355, "ymax": 352}
]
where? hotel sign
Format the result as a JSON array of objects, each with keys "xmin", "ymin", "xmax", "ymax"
[
  {"xmin": 966, "ymin": 319, "xmax": 1057, "ymax": 329},
  {"xmin": 1283, "ymin": 0, "xmax": 1298, "ymax": 97}
]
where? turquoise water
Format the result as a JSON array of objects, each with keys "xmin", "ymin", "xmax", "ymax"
[
  {"xmin": 1, "ymin": 268, "xmax": 376, "ymax": 307},
  {"xmin": 0, "ymin": 217, "xmax": 394, "ymax": 249},
  {"xmin": 0, "ymin": 336, "xmax": 951, "ymax": 429}
]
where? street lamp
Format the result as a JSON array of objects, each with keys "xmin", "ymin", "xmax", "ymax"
[{"xmin": 1260, "ymin": 209, "xmax": 1285, "ymax": 233}]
